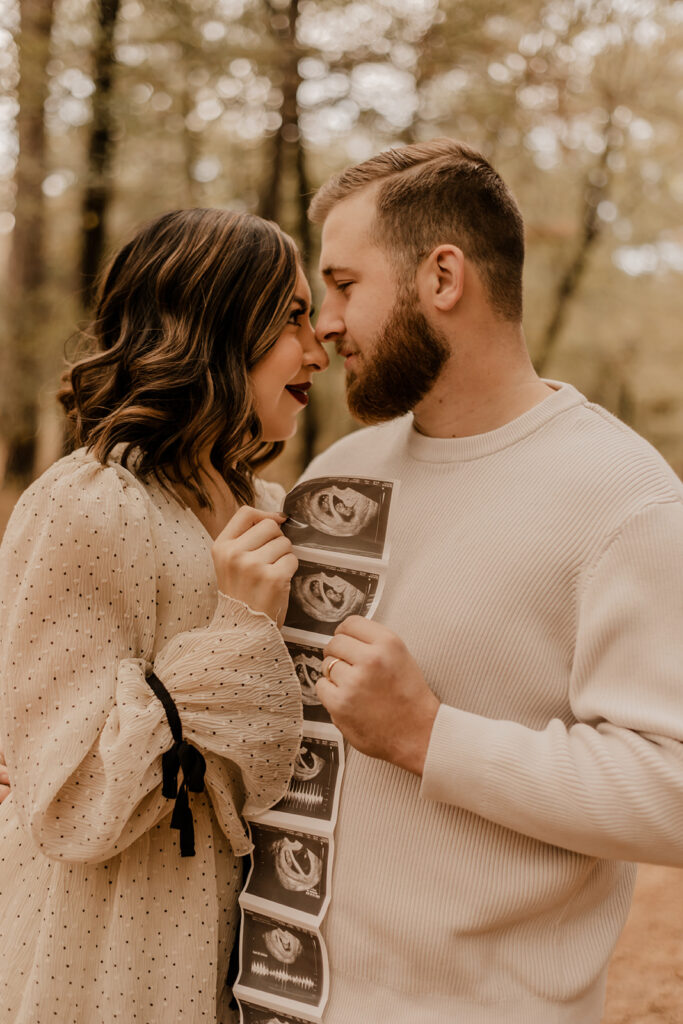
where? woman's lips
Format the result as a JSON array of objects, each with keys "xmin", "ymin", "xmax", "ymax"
[{"xmin": 285, "ymin": 383, "xmax": 311, "ymax": 405}]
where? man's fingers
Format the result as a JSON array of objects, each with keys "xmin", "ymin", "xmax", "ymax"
[
  {"xmin": 315, "ymin": 674, "xmax": 342, "ymax": 713},
  {"xmin": 0, "ymin": 766, "xmax": 9, "ymax": 787},
  {"xmin": 323, "ymin": 633, "xmax": 369, "ymax": 667},
  {"xmin": 0, "ymin": 784, "xmax": 10, "ymax": 804},
  {"xmin": 335, "ymin": 615, "xmax": 392, "ymax": 642}
]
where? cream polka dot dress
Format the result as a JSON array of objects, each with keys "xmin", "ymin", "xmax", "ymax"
[{"xmin": 0, "ymin": 449, "xmax": 303, "ymax": 1023}]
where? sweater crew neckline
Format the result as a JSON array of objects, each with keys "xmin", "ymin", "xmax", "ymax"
[{"xmin": 405, "ymin": 380, "xmax": 584, "ymax": 463}]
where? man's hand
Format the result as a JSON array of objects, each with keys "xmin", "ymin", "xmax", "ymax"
[
  {"xmin": 317, "ymin": 617, "xmax": 440, "ymax": 776},
  {"xmin": 0, "ymin": 750, "xmax": 10, "ymax": 804}
]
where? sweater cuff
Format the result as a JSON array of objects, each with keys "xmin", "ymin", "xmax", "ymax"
[
  {"xmin": 420, "ymin": 703, "xmax": 494, "ymax": 813},
  {"xmin": 211, "ymin": 591, "xmax": 278, "ymax": 631}
]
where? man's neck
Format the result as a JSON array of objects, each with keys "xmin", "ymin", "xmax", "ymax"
[{"xmin": 412, "ymin": 346, "xmax": 554, "ymax": 440}]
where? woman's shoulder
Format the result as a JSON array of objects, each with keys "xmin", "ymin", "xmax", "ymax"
[
  {"xmin": 3, "ymin": 448, "xmax": 152, "ymax": 548},
  {"xmin": 253, "ymin": 475, "xmax": 286, "ymax": 514}
]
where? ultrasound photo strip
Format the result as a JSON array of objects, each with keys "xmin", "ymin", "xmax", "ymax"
[
  {"xmin": 282, "ymin": 477, "xmax": 396, "ymax": 563},
  {"xmin": 282, "ymin": 560, "xmax": 383, "ymax": 642},
  {"xmin": 236, "ymin": 475, "xmax": 400, "ymax": 1023},
  {"xmin": 239, "ymin": 1000, "xmax": 317, "ymax": 1024},
  {"xmin": 235, "ymin": 910, "xmax": 329, "ymax": 1022},
  {"xmin": 241, "ymin": 822, "xmax": 333, "ymax": 926},
  {"xmin": 255, "ymin": 731, "xmax": 344, "ymax": 828},
  {"xmin": 285, "ymin": 641, "xmax": 332, "ymax": 725}
]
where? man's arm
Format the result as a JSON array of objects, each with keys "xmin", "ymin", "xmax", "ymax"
[{"xmin": 318, "ymin": 500, "xmax": 683, "ymax": 866}]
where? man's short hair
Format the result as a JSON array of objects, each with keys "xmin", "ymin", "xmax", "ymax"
[{"xmin": 309, "ymin": 138, "xmax": 525, "ymax": 322}]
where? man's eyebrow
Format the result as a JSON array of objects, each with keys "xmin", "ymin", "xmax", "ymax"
[{"xmin": 321, "ymin": 265, "xmax": 354, "ymax": 278}]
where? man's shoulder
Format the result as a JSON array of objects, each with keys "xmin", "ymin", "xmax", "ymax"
[{"xmin": 552, "ymin": 396, "xmax": 682, "ymax": 507}]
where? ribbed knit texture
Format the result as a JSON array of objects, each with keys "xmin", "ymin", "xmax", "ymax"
[
  {"xmin": 299, "ymin": 381, "xmax": 683, "ymax": 1024},
  {"xmin": 0, "ymin": 449, "xmax": 303, "ymax": 1023}
]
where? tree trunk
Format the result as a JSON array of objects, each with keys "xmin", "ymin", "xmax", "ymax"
[
  {"xmin": 80, "ymin": 0, "xmax": 121, "ymax": 310},
  {"xmin": 259, "ymin": 0, "xmax": 318, "ymax": 471},
  {"xmin": 258, "ymin": 0, "xmax": 301, "ymax": 229},
  {"xmin": 535, "ymin": 148, "xmax": 612, "ymax": 376},
  {"xmin": 1, "ymin": 0, "xmax": 56, "ymax": 486}
]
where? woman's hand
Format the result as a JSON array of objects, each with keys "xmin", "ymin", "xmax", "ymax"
[
  {"xmin": 212, "ymin": 507, "xmax": 298, "ymax": 626},
  {"xmin": 0, "ymin": 750, "xmax": 10, "ymax": 804}
]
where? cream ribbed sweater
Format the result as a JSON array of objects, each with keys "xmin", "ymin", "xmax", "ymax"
[
  {"xmin": 0, "ymin": 449, "xmax": 302, "ymax": 1024},
  {"xmin": 299, "ymin": 381, "xmax": 683, "ymax": 1024}
]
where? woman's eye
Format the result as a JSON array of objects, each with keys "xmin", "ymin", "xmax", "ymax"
[{"xmin": 288, "ymin": 310, "xmax": 304, "ymax": 325}]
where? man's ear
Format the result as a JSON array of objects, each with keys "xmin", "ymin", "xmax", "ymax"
[{"xmin": 418, "ymin": 245, "xmax": 464, "ymax": 312}]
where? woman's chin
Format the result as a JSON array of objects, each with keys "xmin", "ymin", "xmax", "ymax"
[{"xmin": 260, "ymin": 418, "xmax": 299, "ymax": 444}]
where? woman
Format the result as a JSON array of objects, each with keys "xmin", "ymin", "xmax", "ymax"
[{"xmin": 0, "ymin": 208, "xmax": 328, "ymax": 1022}]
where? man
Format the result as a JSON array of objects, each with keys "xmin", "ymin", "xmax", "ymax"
[{"xmin": 299, "ymin": 138, "xmax": 683, "ymax": 1023}]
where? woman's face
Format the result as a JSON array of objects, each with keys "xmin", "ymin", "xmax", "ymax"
[{"xmin": 250, "ymin": 266, "xmax": 329, "ymax": 441}]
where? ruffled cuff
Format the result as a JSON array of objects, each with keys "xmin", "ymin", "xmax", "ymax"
[{"xmin": 213, "ymin": 590, "xmax": 278, "ymax": 630}]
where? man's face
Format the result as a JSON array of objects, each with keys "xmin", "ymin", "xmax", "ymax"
[{"xmin": 316, "ymin": 189, "xmax": 449, "ymax": 423}]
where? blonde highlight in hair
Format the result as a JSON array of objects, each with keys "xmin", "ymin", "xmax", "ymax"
[
  {"xmin": 309, "ymin": 138, "xmax": 525, "ymax": 321},
  {"xmin": 59, "ymin": 208, "xmax": 299, "ymax": 507}
]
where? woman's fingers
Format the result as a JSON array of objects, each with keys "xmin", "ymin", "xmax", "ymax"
[
  {"xmin": 211, "ymin": 504, "xmax": 297, "ymax": 621},
  {"xmin": 217, "ymin": 506, "xmax": 285, "ymax": 543},
  {"xmin": 0, "ymin": 753, "xmax": 10, "ymax": 802},
  {"xmin": 273, "ymin": 552, "xmax": 299, "ymax": 580}
]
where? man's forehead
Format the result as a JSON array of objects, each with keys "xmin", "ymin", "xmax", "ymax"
[{"xmin": 318, "ymin": 188, "xmax": 379, "ymax": 268}]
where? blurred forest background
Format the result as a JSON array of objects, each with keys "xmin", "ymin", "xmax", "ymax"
[{"xmin": 0, "ymin": 1, "xmax": 682, "ymax": 1020}]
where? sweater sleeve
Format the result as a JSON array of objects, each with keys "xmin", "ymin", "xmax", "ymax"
[
  {"xmin": 421, "ymin": 499, "xmax": 683, "ymax": 865},
  {"xmin": 0, "ymin": 456, "xmax": 301, "ymax": 863}
]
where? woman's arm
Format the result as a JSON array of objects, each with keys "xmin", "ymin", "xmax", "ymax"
[{"xmin": 0, "ymin": 455, "xmax": 301, "ymax": 862}]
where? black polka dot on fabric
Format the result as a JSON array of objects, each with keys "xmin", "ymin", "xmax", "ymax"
[{"xmin": 0, "ymin": 450, "xmax": 302, "ymax": 1022}]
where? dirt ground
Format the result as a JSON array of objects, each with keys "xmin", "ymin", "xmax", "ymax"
[
  {"xmin": 0, "ymin": 488, "xmax": 681, "ymax": 1020},
  {"xmin": 604, "ymin": 865, "xmax": 683, "ymax": 1023}
]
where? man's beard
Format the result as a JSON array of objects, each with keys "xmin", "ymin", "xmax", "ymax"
[{"xmin": 345, "ymin": 291, "xmax": 450, "ymax": 424}]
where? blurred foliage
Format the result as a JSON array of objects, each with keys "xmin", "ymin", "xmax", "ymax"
[{"xmin": 0, "ymin": 0, "xmax": 682, "ymax": 489}]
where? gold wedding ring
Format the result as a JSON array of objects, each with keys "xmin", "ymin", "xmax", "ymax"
[{"xmin": 323, "ymin": 656, "xmax": 341, "ymax": 680}]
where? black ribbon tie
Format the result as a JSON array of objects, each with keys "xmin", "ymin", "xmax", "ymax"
[{"xmin": 146, "ymin": 670, "xmax": 207, "ymax": 857}]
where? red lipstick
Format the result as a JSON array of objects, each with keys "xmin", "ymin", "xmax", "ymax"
[{"xmin": 285, "ymin": 382, "xmax": 311, "ymax": 405}]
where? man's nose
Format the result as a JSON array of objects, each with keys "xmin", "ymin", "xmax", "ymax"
[{"xmin": 314, "ymin": 299, "xmax": 344, "ymax": 345}]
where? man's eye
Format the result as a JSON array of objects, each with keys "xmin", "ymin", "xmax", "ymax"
[{"xmin": 336, "ymin": 282, "xmax": 352, "ymax": 293}]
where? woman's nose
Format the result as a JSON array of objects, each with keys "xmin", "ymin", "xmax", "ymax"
[{"xmin": 303, "ymin": 321, "xmax": 330, "ymax": 371}]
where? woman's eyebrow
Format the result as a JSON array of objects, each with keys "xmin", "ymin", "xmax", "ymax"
[{"xmin": 292, "ymin": 296, "xmax": 315, "ymax": 317}]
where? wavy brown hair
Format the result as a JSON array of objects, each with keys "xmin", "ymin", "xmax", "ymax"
[{"xmin": 60, "ymin": 208, "xmax": 300, "ymax": 508}]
